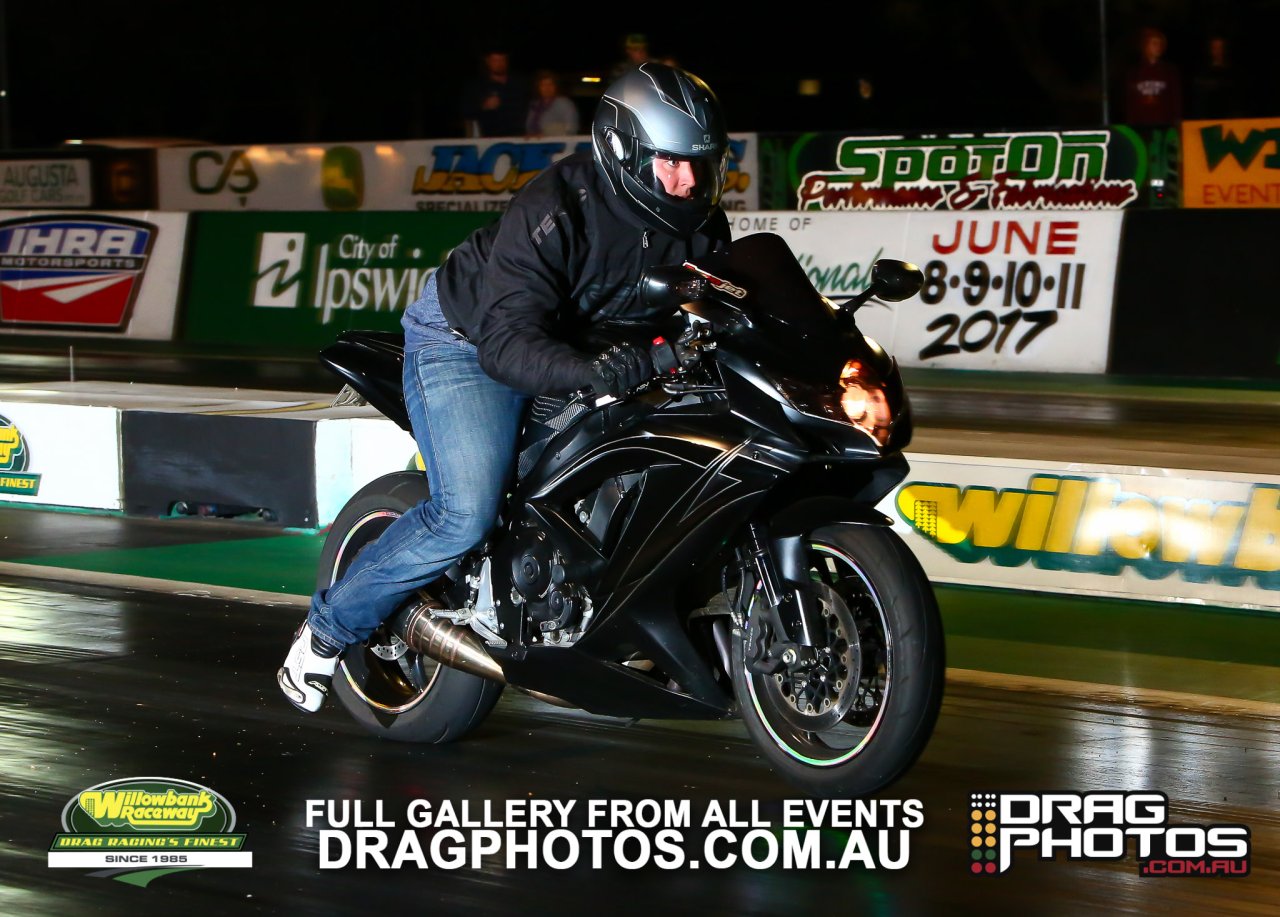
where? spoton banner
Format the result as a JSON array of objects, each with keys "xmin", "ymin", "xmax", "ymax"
[
  {"xmin": 182, "ymin": 212, "xmax": 495, "ymax": 348},
  {"xmin": 761, "ymin": 129, "xmax": 1162, "ymax": 211},
  {"xmin": 157, "ymin": 135, "xmax": 759, "ymax": 213},
  {"xmin": 731, "ymin": 210, "xmax": 1122, "ymax": 372}
]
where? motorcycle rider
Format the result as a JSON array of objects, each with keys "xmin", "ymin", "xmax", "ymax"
[{"xmin": 279, "ymin": 62, "xmax": 732, "ymax": 712}]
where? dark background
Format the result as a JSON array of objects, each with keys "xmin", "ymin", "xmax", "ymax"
[{"xmin": 6, "ymin": 0, "xmax": 1280, "ymax": 148}]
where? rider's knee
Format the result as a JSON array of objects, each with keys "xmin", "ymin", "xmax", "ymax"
[{"xmin": 423, "ymin": 498, "xmax": 494, "ymax": 551}]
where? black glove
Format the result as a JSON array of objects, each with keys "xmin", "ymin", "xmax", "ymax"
[{"xmin": 588, "ymin": 343, "xmax": 652, "ymax": 397}]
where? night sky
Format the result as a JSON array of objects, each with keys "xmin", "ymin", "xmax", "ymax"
[{"xmin": 6, "ymin": 0, "xmax": 1278, "ymax": 148}]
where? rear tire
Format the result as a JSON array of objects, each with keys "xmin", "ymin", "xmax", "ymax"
[
  {"xmin": 319, "ymin": 472, "xmax": 503, "ymax": 743},
  {"xmin": 732, "ymin": 523, "xmax": 943, "ymax": 797}
]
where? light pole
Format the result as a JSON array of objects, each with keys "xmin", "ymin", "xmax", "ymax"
[{"xmin": 0, "ymin": 0, "xmax": 11, "ymax": 148}]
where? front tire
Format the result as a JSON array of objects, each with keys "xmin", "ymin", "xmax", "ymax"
[
  {"xmin": 319, "ymin": 472, "xmax": 503, "ymax": 743},
  {"xmin": 732, "ymin": 524, "xmax": 943, "ymax": 797}
]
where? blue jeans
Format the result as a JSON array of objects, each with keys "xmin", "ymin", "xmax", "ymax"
[{"xmin": 307, "ymin": 338, "xmax": 527, "ymax": 650}]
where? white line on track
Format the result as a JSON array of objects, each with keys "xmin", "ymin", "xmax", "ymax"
[{"xmin": 2, "ymin": 561, "xmax": 1276, "ymax": 718}]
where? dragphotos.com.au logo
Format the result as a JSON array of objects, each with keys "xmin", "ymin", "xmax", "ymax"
[{"xmin": 968, "ymin": 791, "xmax": 1249, "ymax": 877}]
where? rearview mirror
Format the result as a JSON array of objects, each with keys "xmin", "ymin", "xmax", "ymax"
[
  {"xmin": 840, "ymin": 259, "xmax": 924, "ymax": 312},
  {"xmin": 868, "ymin": 259, "xmax": 924, "ymax": 302}
]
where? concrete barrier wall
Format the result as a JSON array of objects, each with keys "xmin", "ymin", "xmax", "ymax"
[{"xmin": 1, "ymin": 382, "xmax": 1274, "ymax": 612}]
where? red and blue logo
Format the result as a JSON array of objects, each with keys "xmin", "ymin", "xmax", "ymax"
[{"xmin": 0, "ymin": 215, "xmax": 156, "ymax": 329}]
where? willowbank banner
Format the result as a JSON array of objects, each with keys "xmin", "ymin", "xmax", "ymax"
[
  {"xmin": 767, "ymin": 129, "xmax": 1159, "ymax": 211},
  {"xmin": 156, "ymin": 135, "xmax": 759, "ymax": 213},
  {"xmin": 881, "ymin": 455, "xmax": 1280, "ymax": 612}
]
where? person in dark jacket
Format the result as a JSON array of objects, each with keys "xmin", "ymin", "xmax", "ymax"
[
  {"xmin": 459, "ymin": 48, "xmax": 530, "ymax": 138},
  {"xmin": 279, "ymin": 63, "xmax": 732, "ymax": 712}
]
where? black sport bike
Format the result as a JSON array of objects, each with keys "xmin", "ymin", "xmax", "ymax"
[{"xmin": 318, "ymin": 232, "xmax": 942, "ymax": 798}]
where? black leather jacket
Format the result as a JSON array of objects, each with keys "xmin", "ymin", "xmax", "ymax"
[{"xmin": 436, "ymin": 151, "xmax": 730, "ymax": 395}]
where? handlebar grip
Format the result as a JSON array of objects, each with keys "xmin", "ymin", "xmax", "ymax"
[{"xmin": 650, "ymin": 336, "xmax": 682, "ymax": 376}]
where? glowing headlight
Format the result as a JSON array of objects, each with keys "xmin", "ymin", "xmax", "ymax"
[
  {"xmin": 775, "ymin": 359, "xmax": 893, "ymax": 447},
  {"xmin": 839, "ymin": 359, "xmax": 892, "ymax": 445}
]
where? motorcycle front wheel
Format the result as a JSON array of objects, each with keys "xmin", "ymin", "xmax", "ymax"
[
  {"xmin": 319, "ymin": 471, "xmax": 503, "ymax": 743},
  {"xmin": 732, "ymin": 523, "xmax": 944, "ymax": 798}
]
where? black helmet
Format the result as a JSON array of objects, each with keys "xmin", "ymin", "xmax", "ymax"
[{"xmin": 592, "ymin": 62, "xmax": 728, "ymax": 238}]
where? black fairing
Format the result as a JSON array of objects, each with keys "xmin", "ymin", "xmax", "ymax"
[{"xmin": 319, "ymin": 331, "xmax": 410, "ymax": 431}]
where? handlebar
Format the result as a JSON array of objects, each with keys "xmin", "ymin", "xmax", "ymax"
[{"xmin": 570, "ymin": 326, "xmax": 714, "ymax": 408}]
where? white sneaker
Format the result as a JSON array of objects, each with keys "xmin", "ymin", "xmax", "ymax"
[{"xmin": 277, "ymin": 622, "xmax": 341, "ymax": 713}]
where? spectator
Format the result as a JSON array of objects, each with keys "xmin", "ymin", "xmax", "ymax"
[
  {"xmin": 1124, "ymin": 27, "xmax": 1182, "ymax": 126},
  {"xmin": 459, "ymin": 48, "xmax": 530, "ymax": 137},
  {"xmin": 526, "ymin": 71, "xmax": 580, "ymax": 137},
  {"xmin": 609, "ymin": 33, "xmax": 654, "ymax": 81},
  {"xmin": 1190, "ymin": 35, "xmax": 1242, "ymax": 119}
]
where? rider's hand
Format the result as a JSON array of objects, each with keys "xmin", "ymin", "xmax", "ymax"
[{"xmin": 588, "ymin": 343, "xmax": 651, "ymax": 397}]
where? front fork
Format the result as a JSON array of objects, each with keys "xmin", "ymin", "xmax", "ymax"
[{"xmin": 743, "ymin": 522, "xmax": 825, "ymax": 675}]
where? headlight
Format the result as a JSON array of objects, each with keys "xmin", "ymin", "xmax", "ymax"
[
  {"xmin": 839, "ymin": 359, "xmax": 892, "ymax": 445},
  {"xmin": 776, "ymin": 358, "xmax": 893, "ymax": 447}
]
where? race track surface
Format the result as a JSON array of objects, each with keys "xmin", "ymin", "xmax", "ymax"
[
  {"xmin": 1, "ymin": 348, "xmax": 1276, "ymax": 913},
  {"xmin": 1, "ymin": 575, "xmax": 1275, "ymax": 916}
]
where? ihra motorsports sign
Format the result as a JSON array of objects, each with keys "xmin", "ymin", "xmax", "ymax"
[
  {"xmin": 49, "ymin": 777, "xmax": 251, "ymax": 884},
  {"xmin": 0, "ymin": 215, "xmax": 157, "ymax": 329}
]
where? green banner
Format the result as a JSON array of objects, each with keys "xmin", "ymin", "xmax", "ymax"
[
  {"xmin": 182, "ymin": 212, "xmax": 497, "ymax": 349},
  {"xmin": 758, "ymin": 126, "xmax": 1179, "ymax": 211}
]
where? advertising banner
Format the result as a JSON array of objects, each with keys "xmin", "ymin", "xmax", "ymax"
[
  {"xmin": 157, "ymin": 135, "xmax": 760, "ymax": 213},
  {"xmin": 731, "ymin": 210, "xmax": 1122, "ymax": 371},
  {"xmin": 0, "ymin": 210, "xmax": 188, "ymax": 339},
  {"xmin": 882, "ymin": 454, "xmax": 1280, "ymax": 612},
  {"xmin": 1182, "ymin": 117, "xmax": 1280, "ymax": 208},
  {"xmin": 0, "ymin": 402, "xmax": 120, "ymax": 510},
  {"xmin": 758, "ymin": 129, "xmax": 1157, "ymax": 211},
  {"xmin": 182, "ymin": 212, "xmax": 494, "ymax": 349},
  {"xmin": 0, "ymin": 159, "xmax": 92, "ymax": 208},
  {"xmin": 0, "ymin": 150, "xmax": 158, "ymax": 210}
]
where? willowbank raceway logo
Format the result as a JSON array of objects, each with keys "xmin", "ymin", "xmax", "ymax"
[
  {"xmin": 0, "ymin": 413, "xmax": 40, "ymax": 496},
  {"xmin": 898, "ymin": 475, "xmax": 1280, "ymax": 590},
  {"xmin": 967, "ymin": 792, "xmax": 1250, "ymax": 877},
  {"xmin": 48, "ymin": 777, "xmax": 251, "ymax": 886}
]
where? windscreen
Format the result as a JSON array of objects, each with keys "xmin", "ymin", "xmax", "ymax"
[
  {"xmin": 688, "ymin": 232, "xmax": 837, "ymax": 335},
  {"xmin": 684, "ymin": 232, "xmax": 882, "ymax": 382}
]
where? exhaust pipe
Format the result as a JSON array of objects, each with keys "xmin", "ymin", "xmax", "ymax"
[
  {"xmin": 393, "ymin": 599, "xmax": 578, "ymax": 710},
  {"xmin": 396, "ymin": 601, "xmax": 506, "ymax": 682}
]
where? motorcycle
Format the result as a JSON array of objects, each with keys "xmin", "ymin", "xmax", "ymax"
[{"xmin": 317, "ymin": 231, "xmax": 943, "ymax": 798}]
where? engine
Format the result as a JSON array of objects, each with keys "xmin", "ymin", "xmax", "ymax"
[{"xmin": 508, "ymin": 529, "xmax": 593, "ymax": 645}]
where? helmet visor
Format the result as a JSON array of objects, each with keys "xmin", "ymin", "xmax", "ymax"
[{"xmin": 636, "ymin": 146, "xmax": 727, "ymax": 208}]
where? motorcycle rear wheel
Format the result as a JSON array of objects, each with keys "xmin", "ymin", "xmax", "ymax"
[
  {"xmin": 732, "ymin": 523, "xmax": 943, "ymax": 797},
  {"xmin": 319, "ymin": 472, "xmax": 503, "ymax": 743}
]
